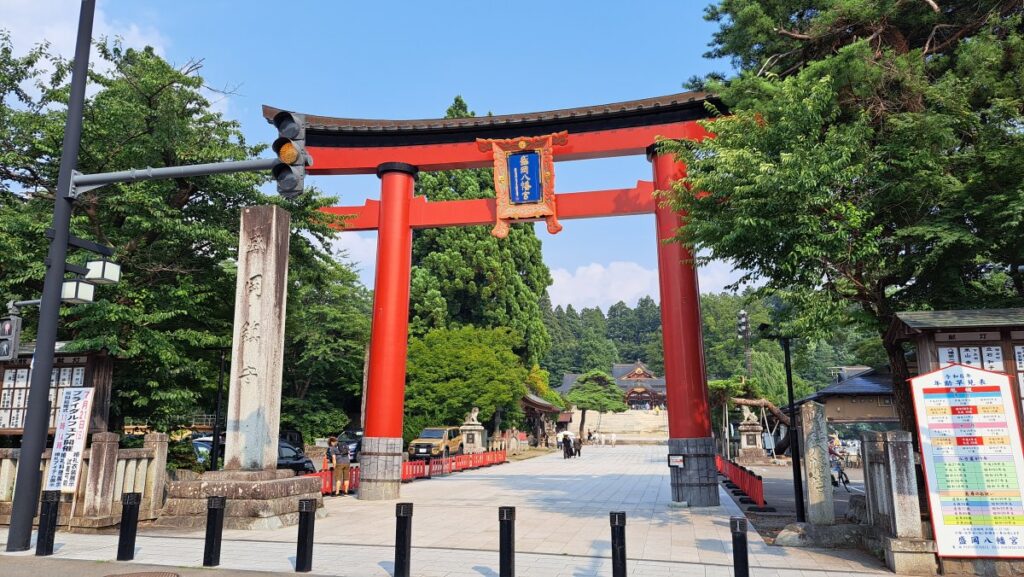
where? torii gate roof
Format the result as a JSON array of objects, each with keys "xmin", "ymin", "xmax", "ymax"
[{"xmin": 262, "ymin": 91, "xmax": 719, "ymax": 174}]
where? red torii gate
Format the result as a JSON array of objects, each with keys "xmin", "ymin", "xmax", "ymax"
[{"xmin": 264, "ymin": 92, "xmax": 720, "ymax": 505}]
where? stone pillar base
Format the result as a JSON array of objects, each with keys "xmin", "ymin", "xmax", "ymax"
[
  {"xmin": 155, "ymin": 469, "xmax": 322, "ymax": 530},
  {"xmin": 668, "ymin": 437, "xmax": 719, "ymax": 507},
  {"xmin": 884, "ymin": 537, "xmax": 937, "ymax": 575},
  {"xmin": 736, "ymin": 447, "xmax": 772, "ymax": 465},
  {"xmin": 358, "ymin": 436, "xmax": 403, "ymax": 501}
]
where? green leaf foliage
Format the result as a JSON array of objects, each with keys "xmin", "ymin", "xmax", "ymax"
[
  {"xmin": 0, "ymin": 37, "xmax": 370, "ymax": 433},
  {"xmin": 667, "ymin": 2, "xmax": 1024, "ymax": 427},
  {"xmin": 566, "ymin": 369, "xmax": 627, "ymax": 436},
  {"xmin": 403, "ymin": 326, "xmax": 529, "ymax": 443},
  {"xmin": 566, "ymin": 370, "xmax": 628, "ymax": 414}
]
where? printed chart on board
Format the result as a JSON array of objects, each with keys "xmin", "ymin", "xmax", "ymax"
[{"xmin": 912, "ymin": 364, "xmax": 1024, "ymax": 558}]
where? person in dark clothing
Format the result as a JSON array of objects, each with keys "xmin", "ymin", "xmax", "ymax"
[
  {"xmin": 327, "ymin": 437, "xmax": 350, "ymax": 496},
  {"xmin": 562, "ymin": 434, "xmax": 573, "ymax": 459},
  {"xmin": 573, "ymin": 436, "xmax": 582, "ymax": 457}
]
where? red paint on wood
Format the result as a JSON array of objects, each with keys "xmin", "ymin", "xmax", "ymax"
[
  {"xmin": 319, "ymin": 181, "xmax": 656, "ymax": 232},
  {"xmin": 651, "ymin": 153, "xmax": 711, "ymax": 439},
  {"xmin": 362, "ymin": 169, "xmax": 415, "ymax": 439},
  {"xmin": 307, "ymin": 122, "xmax": 711, "ymax": 175}
]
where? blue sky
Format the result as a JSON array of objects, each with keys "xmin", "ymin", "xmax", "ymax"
[{"xmin": 6, "ymin": 1, "xmax": 742, "ymax": 309}]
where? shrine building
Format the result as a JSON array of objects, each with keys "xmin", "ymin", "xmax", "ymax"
[{"xmin": 557, "ymin": 361, "xmax": 667, "ymax": 409}]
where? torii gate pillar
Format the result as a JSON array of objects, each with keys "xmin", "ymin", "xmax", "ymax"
[
  {"xmin": 359, "ymin": 162, "xmax": 417, "ymax": 501},
  {"xmin": 650, "ymin": 148, "xmax": 718, "ymax": 507}
]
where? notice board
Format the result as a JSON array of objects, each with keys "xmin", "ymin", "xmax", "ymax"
[{"xmin": 911, "ymin": 363, "xmax": 1024, "ymax": 558}]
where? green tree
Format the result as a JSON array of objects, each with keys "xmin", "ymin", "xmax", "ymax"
[
  {"xmin": 404, "ymin": 326, "xmax": 528, "ymax": 442},
  {"xmin": 0, "ymin": 38, "xmax": 368, "ymax": 430},
  {"xmin": 409, "ymin": 97, "xmax": 552, "ymax": 364},
  {"xmin": 667, "ymin": 2, "xmax": 1024, "ymax": 428},
  {"xmin": 279, "ymin": 248, "xmax": 372, "ymax": 439},
  {"xmin": 566, "ymin": 370, "xmax": 627, "ymax": 436},
  {"xmin": 526, "ymin": 363, "xmax": 563, "ymax": 409}
]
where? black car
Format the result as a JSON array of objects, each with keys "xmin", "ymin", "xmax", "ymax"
[{"xmin": 193, "ymin": 437, "xmax": 315, "ymax": 473}]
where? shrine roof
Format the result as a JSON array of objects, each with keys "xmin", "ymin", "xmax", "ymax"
[
  {"xmin": 522, "ymin": 393, "xmax": 560, "ymax": 414},
  {"xmin": 263, "ymin": 91, "xmax": 718, "ymax": 148},
  {"xmin": 797, "ymin": 368, "xmax": 893, "ymax": 405},
  {"xmin": 894, "ymin": 308, "xmax": 1024, "ymax": 330}
]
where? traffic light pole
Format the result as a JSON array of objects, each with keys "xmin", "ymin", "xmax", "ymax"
[
  {"xmin": 71, "ymin": 158, "xmax": 276, "ymax": 195},
  {"xmin": 782, "ymin": 337, "xmax": 807, "ymax": 523},
  {"xmin": 6, "ymin": 0, "xmax": 95, "ymax": 552}
]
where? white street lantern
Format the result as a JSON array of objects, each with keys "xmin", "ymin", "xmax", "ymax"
[
  {"xmin": 85, "ymin": 259, "xmax": 121, "ymax": 285},
  {"xmin": 61, "ymin": 279, "xmax": 95, "ymax": 304}
]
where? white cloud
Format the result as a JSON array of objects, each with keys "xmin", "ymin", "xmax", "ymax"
[
  {"xmin": 3, "ymin": 0, "xmax": 167, "ymax": 71},
  {"xmin": 697, "ymin": 259, "xmax": 750, "ymax": 294},
  {"xmin": 548, "ymin": 259, "xmax": 750, "ymax": 310},
  {"xmin": 549, "ymin": 261, "xmax": 660, "ymax": 310},
  {"xmin": 331, "ymin": 232, "xmax": 378, "ymax": 288}
]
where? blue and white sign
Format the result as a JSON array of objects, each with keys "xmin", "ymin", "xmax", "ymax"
[{"xmin": 507, "ymin": 151, "xmax": 542, "ymax": 204}]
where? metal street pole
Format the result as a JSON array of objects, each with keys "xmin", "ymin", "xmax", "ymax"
[
  {"xmin": 6, "ymin": 0, "xmax": 96, "ymax": 552},
  {"xmin": 209, "ymin": 349, "xmax": 227, "ymax": 471},
  {"xmin": 782, "ymin": 337, "xmax": 807, "ymax": 523}
]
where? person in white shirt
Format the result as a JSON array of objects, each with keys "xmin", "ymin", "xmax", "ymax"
[{"xmin": 610, "ymin": 433, "xmax": 617, "ymax": 447}]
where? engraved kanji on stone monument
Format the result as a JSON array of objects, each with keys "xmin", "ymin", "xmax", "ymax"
[{"xmin": 224, "ymin": 206, "xmax": 291, "ymax": 470}]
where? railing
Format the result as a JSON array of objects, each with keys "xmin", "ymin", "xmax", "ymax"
[
  {"xmin": 0, "ymin": 432, "xmax": 168, "ymax": 527},
  {"xmin": 305, "ymin": 450, "xmax": 508, "ymax": 495},
  {"xmin": 716, "ymin": 454, "xmax": 766, "ymax": 508}
]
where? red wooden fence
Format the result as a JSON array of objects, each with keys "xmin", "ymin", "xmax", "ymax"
[
  {"xmin": 307, "ymin": 450, "xmax": 507, "ymax": 495},
  {"xmin": 715, "ymin": 455, "xmax": 766, "ymax": 508}
]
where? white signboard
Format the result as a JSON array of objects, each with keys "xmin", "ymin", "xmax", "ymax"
[
  {"xmin": 912, "ymin": 364, "xmax": 1024, "ymax": 558},
  {"xmin": 982, "ymin": 346, "xmax": 1005, "ymax": 373},
  {"xmin": 44, "ymin": 388, "xmax": 94, "ymax": 493}
]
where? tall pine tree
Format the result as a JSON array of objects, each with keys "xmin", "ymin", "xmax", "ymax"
[{"xmin": 409, "ymin": 97, "xmax": 552, "ymax": 364}]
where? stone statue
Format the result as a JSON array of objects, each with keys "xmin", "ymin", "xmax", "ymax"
[
  {"xmin": 464, "ymin": 407, "xmax": 480, "ymax": 425},
  {"xmin": 741, "ymin": 405, "xmax": 759, "ymax": 424}
]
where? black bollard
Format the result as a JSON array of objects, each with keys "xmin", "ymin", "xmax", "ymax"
[
  {"xmin": 295, "ymin": 498, "xmax": 317, "ymax": 573},
  {"xmin": 730, "ymin": 516, "xmax": 749, "ymax": 577},
  {"xmin": 116, "ymin": 492, "xmax": 141, "ymax": 561},
  {"xmin": 35, "ymin": 490, "xmax": 61, "ymax": 557},
  {"xmin": 499, "ymin": 506, "xmax": 515, "ymax": 577},
  {"xmin": 394, "ymin": 502, "xmax": 413, "ymax": 577},
  {"xmin": 610, "ymin": 511, "xmax": 626, "ymax": 577},
  {"xmin": 203, "ymin": 496, "xmax": 226, "ymax": 567}
]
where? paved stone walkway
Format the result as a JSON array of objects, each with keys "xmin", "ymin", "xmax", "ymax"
[{"xmin": 1, "ymin": 445, "xmax": 891, "ymax": 576}]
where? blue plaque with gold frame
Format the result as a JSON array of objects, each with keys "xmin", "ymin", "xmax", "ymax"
[
  {"xmin": 477, "ymin": 131, "xmax": 567, "ymax": 238},
  {"xmin": 507, "ymin": 151, "xmax": 542, "ymax": 204}
]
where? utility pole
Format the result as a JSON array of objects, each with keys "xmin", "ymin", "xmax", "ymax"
[
  {"xmin": 737, "ymin": 309, "xmax": 752, "ymax": 378},
  {"xmin": 6, "ymin": 0, "xmax": 96, "ymax": 552},
  {"xmin": 781, "ymin": 336, "xmax": 807, "ymax": 523}
]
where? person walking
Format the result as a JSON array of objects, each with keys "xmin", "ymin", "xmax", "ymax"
[
  {"xmin": 562, "ymin": 434, "xmax": 573, "ymax": 459},
  {"xmin": 573, "ymin": 436, "xmax": 582, "ymax": 457},
  {"xmin": 327, "ymin": 437, "xmax": 350, "ymax": 496},
  {"xmin": 610, "ymin": 433, "xmax": 617, "ymax": 447}
]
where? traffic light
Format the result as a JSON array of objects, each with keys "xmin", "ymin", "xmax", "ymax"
[
  {"xmin": 271, "ymin": 111, "xmax": 311, "ymax": 199},
  {"xmin": 736, "ymin": 309, "xmax": 748, "ymax": 340},
  {"xmin": 0, "ymin": 315, "xmax": 22, "ymax": 362}
]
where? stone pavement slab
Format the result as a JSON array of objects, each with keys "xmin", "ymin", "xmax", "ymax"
[{"xmin": 1, "ymin": 445, "xmax": 891, "ymax": 577}]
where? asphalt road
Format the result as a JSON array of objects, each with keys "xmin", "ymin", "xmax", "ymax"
[{"xmin": 728, "ymin": 459, "xmax": 864, "ymax": 518}]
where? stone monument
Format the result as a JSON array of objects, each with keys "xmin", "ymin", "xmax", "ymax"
[
  {"xmin": 801, "ymin": 401, "xmax": 834, "ymax": 525},
  {"xmin": 157, "ymin": 206, "xmax": 321, "ymax": 530},
  {"xmin": 459, "ymin": 407, "xmax": 486, "ymax": 454},
  {"xmin": 736, "ymin": 405, "xmax": 770, "ymax": 464}
]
